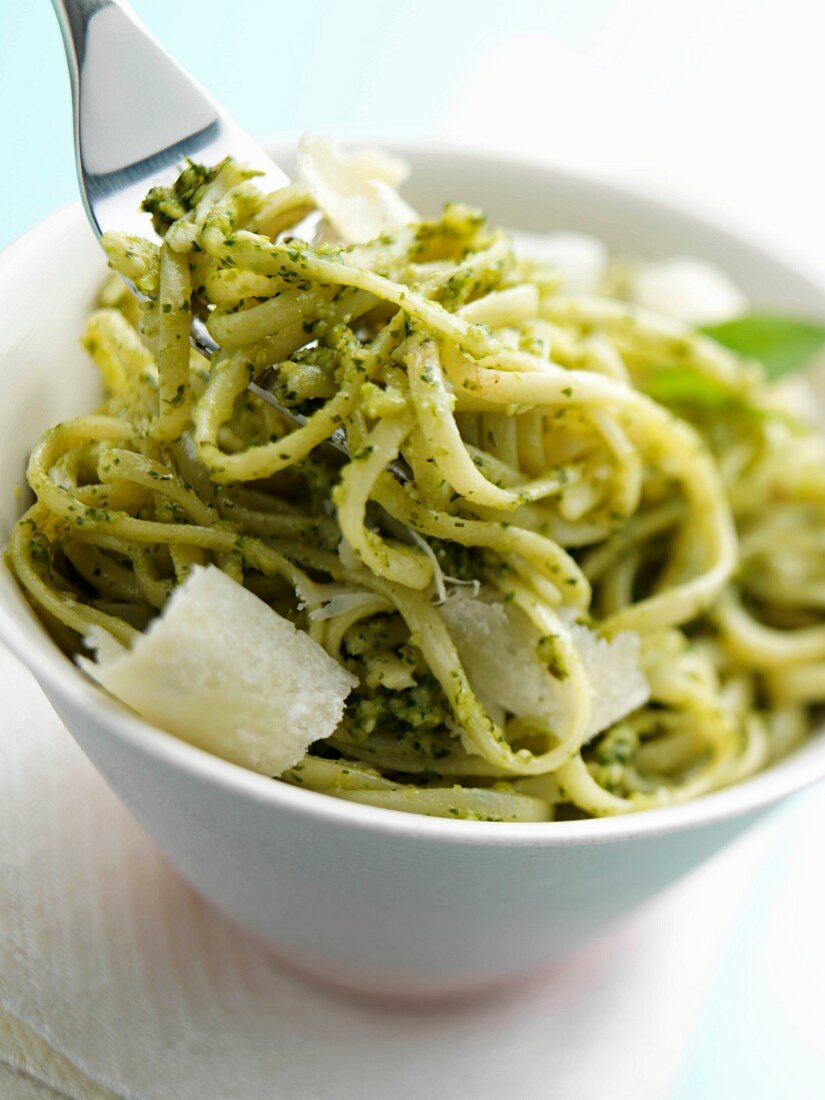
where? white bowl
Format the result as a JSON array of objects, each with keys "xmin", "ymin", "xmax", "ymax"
[{"xmin": 2, "ymin": 147, "xmax": 825, "ymax": 997}]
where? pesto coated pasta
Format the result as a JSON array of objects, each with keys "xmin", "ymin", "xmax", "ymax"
[{"xmin": 7, "ymin": 148, "xmax": 825, "ymax": 822}]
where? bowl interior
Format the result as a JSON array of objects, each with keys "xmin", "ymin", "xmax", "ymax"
[{"xmin": 2, "ymin": 146, "xmax": 825, "ymax": 839}]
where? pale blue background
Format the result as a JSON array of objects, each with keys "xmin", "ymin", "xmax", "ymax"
[
  {"xmin": 3, "ymin": 2, "xmax": 825, "ymax": 1097},
  {"xmin": 2, "ymin": 0, "xmax": 561, "ymax": 249}
]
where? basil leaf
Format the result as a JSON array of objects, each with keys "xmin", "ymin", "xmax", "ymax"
[
  {"xmin": 698, "ymin": 314, "xmax": 825, "ymax": 379},
  {"xmin": 642, "ymin": 367, "xmax": 740, "ymax": 410}
]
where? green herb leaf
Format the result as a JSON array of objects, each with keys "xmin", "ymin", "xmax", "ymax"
[
  {"xmin": 642, "ymin": 366, "xmax": 739, "ymax": 410},
  {"xmin": 698, "ymin": 314, "xmax": 825, "ymax": 379}
]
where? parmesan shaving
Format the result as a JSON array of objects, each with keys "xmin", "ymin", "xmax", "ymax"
[
  {"xmin": 566, "ymin": 619, "xmax": 650, "ymax": 736},
  {"xmin": 630, "ymin": 256, "xmax": 747, "ymax": 325},
  {"xmin": 441, "ymin": 593, "xmax": 648, "ymax": 741},
  {"xmin": 79, "ymin": 565, "xmax": 356, "ymax": 777},
  {"xmin": 511, "ymin": 231, "xmax": 608, "ymax": 295},
  {"xmin": 295, "ymin": 133, "xmax": 417, "ymax": 245}
]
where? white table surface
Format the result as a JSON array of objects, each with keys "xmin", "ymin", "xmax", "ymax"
[{"xmin": 2, "ymin": 2, "xmax": 824, "ymax": 1096}]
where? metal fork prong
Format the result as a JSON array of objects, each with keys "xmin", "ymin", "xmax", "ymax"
[{"xmin": 247, "ymin": 382, "xmax": 412, "ymax": 484}]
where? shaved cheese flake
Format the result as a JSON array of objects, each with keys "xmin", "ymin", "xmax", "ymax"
[
  {"xmin": 79, "ymin": 565, "xmax": 356, "ymax": 776},
  {"xmin": 511, "ymin": 231, "xmax": 608, "ymax": 295},
  {"xmin": 441, "ymin": 593, "xmax": 648, "ymax": 740},
  {"xmin": 630, "ymin": 257, "xmax": 747, "ymax": 325},
  {"xmin": 441, "ymin": 595, "xmax": 555, "ymax": 722},
  {"xmin": 566, "ymin": 619, "xmax": 649, "ymax": 735},
  {"xmin": 296, "ymin": 133, "xmax": 417, "ymax": 244}
]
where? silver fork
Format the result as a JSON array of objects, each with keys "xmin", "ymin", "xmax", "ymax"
[
  {"xmin": 52, "ymin": 0, "xmax": 291, "ymax": 241},
  {"xmin": 51, "ymin": 0, "xmax": 414, "ymax": 479}
]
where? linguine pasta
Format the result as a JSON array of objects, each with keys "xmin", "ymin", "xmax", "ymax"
[{"xmin": 7, "ymin": 148, "xmax": 825, "ymax": 822}]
